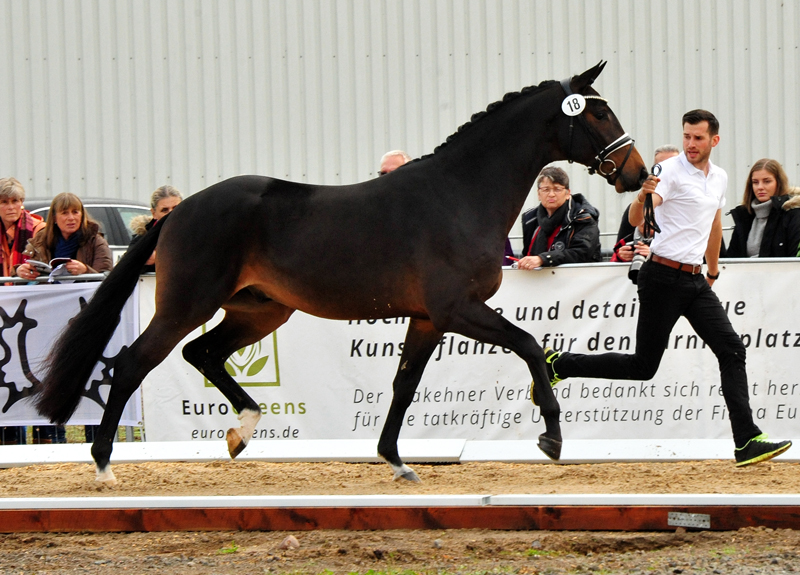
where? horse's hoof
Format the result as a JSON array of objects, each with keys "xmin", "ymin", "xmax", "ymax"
[
  {"xmin": 537, "ymin": 434, "xmax": 562, "ymax": 461},
  {"xmin": 226, "ymin": 428, "xmax": 247, "ymax": 459},
  {"xmin": 391, "ymin": 463, "xmax": 421, "ymax": 483},
  {"xmin": 95, "ymin": 468, "xmax": 118, "ymax": 486}
]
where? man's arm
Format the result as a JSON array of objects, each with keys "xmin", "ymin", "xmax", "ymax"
[
  {"xmin": 628, "ymin": 175, "xmax": 663, "ymax": 227},
  {"xmin": 705, "ymin": 209, "xmax": 722, "ymax": 285}
]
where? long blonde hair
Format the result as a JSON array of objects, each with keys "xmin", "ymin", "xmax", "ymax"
[{"xmin": 742, "ymin": 159, "xmax": 790, "ymax": 214}]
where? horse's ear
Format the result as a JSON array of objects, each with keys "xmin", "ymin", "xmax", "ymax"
[{"xmin": 571, "ymin": 60, "xmax": 607, "ymax": 92}]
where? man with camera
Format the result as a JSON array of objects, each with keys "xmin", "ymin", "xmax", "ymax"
[{"xmin": 544, "ymin": 110, "xmax": 792, "ymax": 467}]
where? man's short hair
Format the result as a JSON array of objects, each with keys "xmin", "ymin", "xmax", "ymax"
[
  {"xmin": 380, "ymin": 150, "xmax": 412, "ymax": 164},
  {"xmin": 537, "ymin": 166, "xmax": 569, "ymax": 189},
  {"xmin": 653, "ymin": 145, "xmax": 680, "ymax": 159},
  {"xmin": 682, "ymin": 109, "xmax": 719, "ymax": 136}
]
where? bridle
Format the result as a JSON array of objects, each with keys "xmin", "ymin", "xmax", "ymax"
[{"xmin": 559, "ymin": 78, "xmax": 635, "ymax": 183}]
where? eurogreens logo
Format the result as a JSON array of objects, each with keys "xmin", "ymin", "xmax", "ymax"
[{"xmin": 203, "ymin": 330, "xmax": 280, "ymax": 387}]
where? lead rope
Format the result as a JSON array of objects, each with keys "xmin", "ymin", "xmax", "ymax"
[{"xmin": 642, "ymin": 165, "xmax": 662, "ymax": 237}]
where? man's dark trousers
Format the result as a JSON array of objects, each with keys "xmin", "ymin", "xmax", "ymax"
[{"xmin": 555, "ymin": 259, "xmax": 761, "ymax": 447}]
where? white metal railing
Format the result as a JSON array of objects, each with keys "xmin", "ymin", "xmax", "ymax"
[{"xmin": 0, "ymin": 274, "xmax": 107, "ymax": 284}]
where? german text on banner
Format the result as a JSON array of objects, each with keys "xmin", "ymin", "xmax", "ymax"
[{"xmin": 139, "ymin": 261, "xmax": 800, "ymax": 444}]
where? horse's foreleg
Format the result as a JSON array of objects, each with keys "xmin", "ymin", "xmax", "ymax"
[
  {"xmin": 183, "ymin": 300, "xmax": 294, "ymax": 459},
  {"xmin": 433, "ymin": 299, "xmax": 562, "ymax": 460},
  {"xmin": 378, "ymin": 318, "xmax": 443, "ymax": 482}
]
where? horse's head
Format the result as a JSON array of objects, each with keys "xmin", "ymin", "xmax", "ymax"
[{"xmin": 557, "ymin": 61, "xmax": 648, "ymax": 193}]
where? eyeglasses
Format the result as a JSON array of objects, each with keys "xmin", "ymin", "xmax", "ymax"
[{"xmin": 538, "ymin": 186, "xmax": 567, "ymax": 195}]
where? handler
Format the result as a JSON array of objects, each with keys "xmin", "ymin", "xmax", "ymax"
[{"xmin": 544, "ymin": 109, "xmax": 791, "ymax": 467}]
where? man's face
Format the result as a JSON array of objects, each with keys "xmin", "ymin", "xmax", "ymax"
[
  {"xmin": 379, "ymin": 155, "xmax": 407, "ymax": 176},
  {"xmin": 682, "ymin": 121, "xmax": 719, "ymax": 168}
]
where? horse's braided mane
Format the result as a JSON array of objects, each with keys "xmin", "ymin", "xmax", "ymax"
[{"xmin": 412, "ymin": 79, "xmax": 559, "ymax": 163}]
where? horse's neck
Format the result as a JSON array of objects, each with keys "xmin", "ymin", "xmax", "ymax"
[{"xmin": 434, "ymin": 102, "xmax": 560, "ymax": 227}]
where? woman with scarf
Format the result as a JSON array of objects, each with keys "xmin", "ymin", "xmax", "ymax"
[
  {"xmin": 0, "ymin": 178, "xmax": 45, "ymax": 279},
  {"xmin": 726, "ymin": 158, "xmax": 800, "ymax": 258},
  {"xmin": 16, "ymin": 193, "xmax": 112, "ymax": 280},
  {"xmin": 517, "ymin": 166, "xmax": 601, "ymax": 270},
  {"xmin": 0, "ymin": 178, "xmax": 45, "ymax": 444},
  {"xmin": 15, "ymin": 193, "xmax": 112, "ymax": 444}
]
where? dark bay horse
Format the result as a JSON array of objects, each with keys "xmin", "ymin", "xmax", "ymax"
[{"xmin": 35, "ymin": 61, "xmax": 647, "ymax": 484}]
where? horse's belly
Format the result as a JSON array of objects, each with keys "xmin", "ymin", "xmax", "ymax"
[{"xmin": 252, "ymin": 277, "xmax": 426, "ymax": 321}]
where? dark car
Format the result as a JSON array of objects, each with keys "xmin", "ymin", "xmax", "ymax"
[{"xmin": 24, "ymin": 197, "xmax": 151, "ymax": 264}]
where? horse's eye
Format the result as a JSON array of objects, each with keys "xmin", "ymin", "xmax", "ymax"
[{"xmin": 594, "ymin": 111, "xmax": 607, "ymax": 120}]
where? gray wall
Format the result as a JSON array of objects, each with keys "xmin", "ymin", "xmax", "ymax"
[{"xmin": 1, "ymin": 0, "xmax": 798, "ymax": 250}]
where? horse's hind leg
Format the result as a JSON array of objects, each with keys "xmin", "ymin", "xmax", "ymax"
[
  {"xmin": 378, "ymin": 318, "xmax": 443, "ymax": 482},
  {"xmin": 93, "ymin": 317, "xmax": 198, "ymax": 484},
  {"xmin": 433, "ymin": 299, "xmax": 562, "ymax": 460},
  {"xmin": 182, "ymin": 298, "xmax": 294, "ymax": 459}
]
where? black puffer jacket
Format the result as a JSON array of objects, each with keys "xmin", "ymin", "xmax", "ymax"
[
  {"xmin": 521, "ymin": 193, "xmax": 602, "ymax": 267},
  {"xmin": 726, "ymin": 187, "xmax": 800, "ymax": 258}
]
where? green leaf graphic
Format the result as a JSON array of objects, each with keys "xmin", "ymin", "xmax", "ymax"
[
  {"xmin": 224, "ymin": 362, "xmax": 237, "ymax": 377},
  {"xmin": 246, "ymin": 355, "xmax": 270, "ymax": 377}
]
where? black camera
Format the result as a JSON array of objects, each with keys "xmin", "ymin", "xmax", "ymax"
[{"xmin": 628, "ymin": 235, "xmax": 653, "ymax": 284}]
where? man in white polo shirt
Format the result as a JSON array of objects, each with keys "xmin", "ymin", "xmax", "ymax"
[{"xmin": 545, "ymin": 110, "xmax": 791, "ymax": 467}]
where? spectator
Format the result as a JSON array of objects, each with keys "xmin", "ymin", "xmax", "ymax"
[
  {"xmin": 726, "ymin": 159, "xmax": 800, "ymax": 258},
  {"xmin": 0, "ymin": 178, "xmax": 46, "ymax": 277},
  {"xmin": 16, "ymin": 193, "xmax": 112, "ymax": 444},
  {"xmin": 16, "ymin": 193, "xmax": 112, "ymax": 280},
  {"xmin": 616, "ymin": 146, "xmax": 680, "ymax": 246},
  {"xmin": 129, "ymin": 185, "xmax": 183, "ymax": 273},
  {"xmin": 0, "ymin": 177, "xmax": 44, "ymax": 444},
  {"xmin": 545, "ymin": 110, "xmax": 791, "ymax": 467},
  {"xmin": 517, "ymin": 166, "xmax": 601, "ymax": 270},
  {"xmin": 378, "ymin": 150, "xmax": 411, "ymax": 176}
]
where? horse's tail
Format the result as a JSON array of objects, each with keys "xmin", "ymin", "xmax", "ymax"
[{"xmin": 34, "ymin": 214, "xmax": 170, "ymax": 424}]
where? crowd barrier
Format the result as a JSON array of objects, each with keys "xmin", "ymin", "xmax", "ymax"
[{"xmin": 1, "ymin": 259, "xmax": 798, "ymax": 465}]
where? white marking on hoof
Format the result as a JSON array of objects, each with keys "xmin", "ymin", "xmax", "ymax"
[
  {"xmin": 226, "ymin": 408, "xmax": 261, "ymax": 459},
  {"xmin": 95, "ymin": 465, "xmax": 117, "ymax": 486},
  {"xmin": 237, "ymin": 408, "xmax": 261, "ymax": 447},
  {"xmin": 389, "ymin": 462, "xmax": 421, "ymax": 483}
]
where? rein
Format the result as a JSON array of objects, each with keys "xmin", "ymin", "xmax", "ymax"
[{"xmin": 559, "ymin": 78, "xmax": 635, "ymax": 183}]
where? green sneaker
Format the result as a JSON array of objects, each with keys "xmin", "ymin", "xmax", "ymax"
[
  {"xmin": 734, "ymin": 434, "xmax": 792, "ymax": 467},
  {"xmin": 544, "ymin": 347, "xmax": 564, "ymax": 387}
]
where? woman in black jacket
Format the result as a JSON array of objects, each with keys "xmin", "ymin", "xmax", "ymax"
[
  {"xmin": 518, "ymin": 166, "xmax": 601, "ymax": 270},
  {"xmin": 727, "ymin": 159, "xmax": 800, "ymax": 258}
]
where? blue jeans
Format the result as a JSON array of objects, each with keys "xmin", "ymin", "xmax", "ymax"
[{"xmin": 555, "ymin": 259, "xmax": 760, "ymax": 447}]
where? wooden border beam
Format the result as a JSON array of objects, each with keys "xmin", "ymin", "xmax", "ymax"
[{"xmin": 2, "ymin": 505, "xmax": 800, "ymax": 532}]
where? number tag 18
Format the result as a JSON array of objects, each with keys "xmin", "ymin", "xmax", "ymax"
[{"xmin": 561, "ymin": 94, "xmax": 586, "ymax": 117}]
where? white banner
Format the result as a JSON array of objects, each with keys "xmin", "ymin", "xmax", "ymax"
[
  {"xmin": 140, "ymin": 260, "xmax": 800, "ymax": 443},
  {"xmin": 0, "ymin": 282, "xmax": 141, "ymax": 426}
]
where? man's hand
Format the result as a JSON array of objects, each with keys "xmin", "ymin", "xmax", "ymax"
[
  {"xmin": 616, "ymin": 244, "xmax": 635, "ymax": 262},
  {"xmin": 633, "ymin": 241, "xmax": 651, "ymax": 258},
  {"xmin": 518, "ymin": 255, "xmax": 544, "ymax": 270},
  {"xmin": 629, "ymin": 175, "xmax": 662, "ymax": 228},
  {"xmin": 639, "ymin": 175, "xmax": 660, "ymax": 199}
]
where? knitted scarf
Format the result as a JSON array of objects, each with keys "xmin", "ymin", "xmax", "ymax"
[
  {"xmin": 1, "ymin": 211, "xmax": 43, "ymax": 277},
  {"xmin": 53, "ymin": 230, "xmax": 83, "ymax": 260},
  {"xmin": 527, "ymin": 201, "xmax": 569, "ymax": 256}
]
